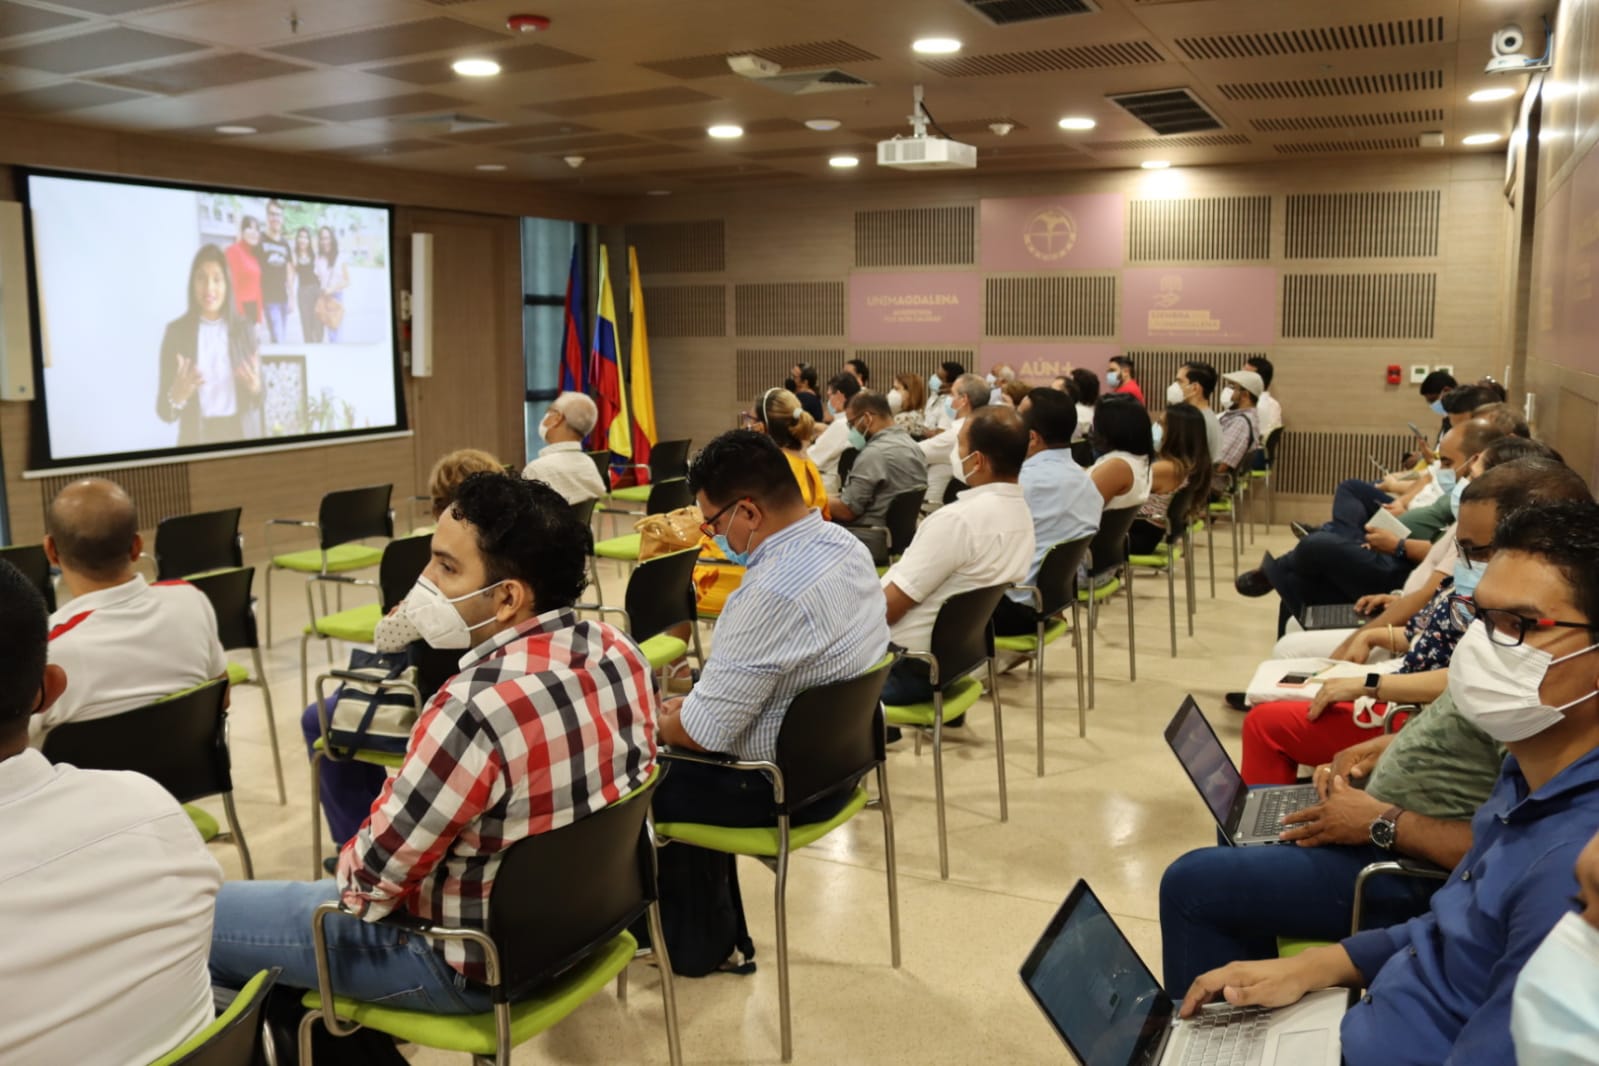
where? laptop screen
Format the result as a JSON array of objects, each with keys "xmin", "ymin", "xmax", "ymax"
[
  {"xmin": 1164, "ymin": 697, "xmax": 1246, "ymax": 829},
  {"xmin": 1020, "ymin": 880, "xmax": 1173, "ymax": 1066}
]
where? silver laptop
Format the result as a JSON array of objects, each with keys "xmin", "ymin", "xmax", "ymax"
[
  {"xmin": 1300, "ymin": 603, "xmax": 1365, "ymax": 631},
  {"xmin": 1164, "ymin": 697, "xmax": 1319, "ymax": 846},
  {"xmin": 1021, "ymin": 879, "xmax": 1345, "ymax": 1066}
]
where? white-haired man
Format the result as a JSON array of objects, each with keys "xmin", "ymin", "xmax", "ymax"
[{"xmin": 522, "ymin": 392, "xmax": 608, "ymax": 504}]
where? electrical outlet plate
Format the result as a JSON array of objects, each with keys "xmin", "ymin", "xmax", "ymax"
[
  {"xmin": 1434, "ymin": 363, "xmax": 1454, "ymax": 377},
  {"xmin": 1409, "ymin": 365, "xmax": 1430, "ymax": 384}
]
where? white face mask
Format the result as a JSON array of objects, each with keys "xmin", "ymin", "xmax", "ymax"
[
  {"xmin": 402, "ymin": 575, "xmax": 507, "ymax": 649},
  {"xmin": 887, "ymin": 388, "xmax": 904, "ymax": 414},
  {"xmin": 1166, "ymin": 381, "xmax": 1187, "ymax": 405},
  {"xmin": 1448, "ymin": 620, "xmax": 1599, "ymax": 742},
  {"xmin": 953, "ymin": 448, "xmax": 976, "ymax": 484},
  {"xmin": 537, "ymin": 415, "xmax": 553, "ymax": 443},
  {"xmin": 1513, "ymin": 911, "xmax": 1599, "ymax": 1065},
  {"xmin": 1221, "ymin": 386, "xmax": 1236, "ymax": 408}
]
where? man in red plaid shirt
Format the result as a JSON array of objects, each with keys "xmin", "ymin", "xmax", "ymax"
[{"xmin": 210, "ymin": 473, "xmax": 657, "ymax": 1014}]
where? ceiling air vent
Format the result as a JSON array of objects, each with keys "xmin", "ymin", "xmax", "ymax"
[
  {"xmin": 962, "ymin": 0, "xmax": 1097, "ymax": 25},
  {"xmin": 1107, "ymin": 88, "xmax": 1223, "ymax": 135}
]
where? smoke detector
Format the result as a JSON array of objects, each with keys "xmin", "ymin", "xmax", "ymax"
[
  {"xmin": 506, "ymin": 13, "xmax": 550, "ymax": 32},
  {"xmin": 564, "ymin": 155, "xmax": 585, "ymax": 168}
]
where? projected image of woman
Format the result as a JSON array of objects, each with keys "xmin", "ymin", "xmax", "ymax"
[
  {"xmin": 224, "ymin": 214, "xmax": 265, "ymax": 327},
  {"xmin": 290, "ymin": 225, "xmax": 321, "ymax": 343},
  {"xmin": 156, "ymin": 245, "xmax": 264, "ymax": 446},
  {"xmin": 314, "ymin": 225, "xmax": 349, "ymax": 343}
]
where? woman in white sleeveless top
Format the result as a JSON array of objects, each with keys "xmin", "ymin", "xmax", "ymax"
[{"xmin": 1087, "ymin": 395, "xmax": 1155, "ymax": 510}]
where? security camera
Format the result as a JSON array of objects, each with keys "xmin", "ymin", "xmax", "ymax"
[
  {"xmin": 1491, "ymin": 24, "xmax": 1525, "ymax": 56},
  {"xmin": 1485, "ymin": 18, "xmax": 1552, "ymax": 74},
  {"xmin": 564, "ymin": 155, "xmax": 584, "ymax": 169},
  {"xmin": 989, "ymin": 121, "xmax": 1015, "ymax": 136}
]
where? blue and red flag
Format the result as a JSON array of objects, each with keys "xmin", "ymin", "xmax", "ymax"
[
  {"xmin": 589, "ymin": 246, "xmax": 624, "ymax": 470},
  {"xmin": 558, "ymin": 244, "xmax": 586, "ymax": 396}
]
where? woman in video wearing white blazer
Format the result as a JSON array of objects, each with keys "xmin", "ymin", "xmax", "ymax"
[{"xmin": 156, "ymin": 244, "xmax": 264, "ymax": 446}]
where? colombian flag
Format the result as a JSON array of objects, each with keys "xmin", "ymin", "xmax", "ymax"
[
  {"xmin": 621, "ymin": 247, "xmax": 656, "ymax": 478},
  {"xmin": 589, "ymin": 246, "xmax": 627, "ymax": 465},
  {"xmin": 558, "ymin": 244, "xmax": 586, "ymax": 396}
]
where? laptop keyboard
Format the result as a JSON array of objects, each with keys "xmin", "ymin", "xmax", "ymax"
[
  {"xmin": 1250, "ymin": 786, "xmax": 1318, "ymax": 837},
  {"xmin": 1175, "ymin": 1006, "xmax": 1269, "ymax": 1066}
]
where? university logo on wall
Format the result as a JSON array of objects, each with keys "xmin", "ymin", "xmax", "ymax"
[
  {"xmin": 1023, "ymin": 206, "xmax": 1079, "ymax": 262},
  {"xmin": 981, "ymin": 193, "xmax": 1124, "ymax": 272}
]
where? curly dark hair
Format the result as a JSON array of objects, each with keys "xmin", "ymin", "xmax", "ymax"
[{"xmin": 449, "ymin": 472, "xmax": 590, "ymax": 611}]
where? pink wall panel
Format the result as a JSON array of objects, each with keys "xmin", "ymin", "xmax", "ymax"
[
  {"xmin": 1121, "ymin": 267, "xmax": 1277, "ymax": 347},
  {"xmin": 979, "ymin": 192, "xmax": 1125, "ymax": 271},
  {"xmin": 848, "ymin": 271, "xmax": 982, "ymax": 344}
]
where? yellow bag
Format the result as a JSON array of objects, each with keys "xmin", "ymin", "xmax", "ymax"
[{"xmin": 635, "ymin": 506, "xmax": 704, "ymax": 562}]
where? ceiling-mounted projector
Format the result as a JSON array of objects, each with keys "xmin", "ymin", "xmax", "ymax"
[{"xmin": 877, "ymin": 84, "xmax": 977, "ymax": 171}]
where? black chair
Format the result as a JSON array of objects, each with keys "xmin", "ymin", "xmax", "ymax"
[
  {"xmin": 653, "ymin": 654, "xmax": 898, "ymax": 1062},
  {"xmin": 883, "ymin": 489, "xmax": 923, "ymax": 558},
  {"xmin": 584, "ymin": 448, "xmax": 612, "ymax": 488},
  {"xmin": 1256, "ymin": 425, "xmax": 1284, "ymax": 529},
  {"xmin": 265, "ymin": 484, "xmax": 394, "ymax": 646},
  {"xmin": 836, "ymin": 446, "xmax": 859, "ymax": 484},
  {"xmin": 607, "ymin": 438, "xmax": 693, "ymax": 508},
  {"xmin": 150, "ymin": 967, "xmax": 279, "ymax": 1066},
  {"xmin": 1128, "ymin": 481, "xmax": 1201, "ymax": 658},
  {"xmin": 42, "ymin": 678, "xmax": 254, "ymax": 878},
  {"xmin": 300, "ymin": 772, "xmax": 682, "ymax": 1066},
  {"xmin": 594, "ymin": 479, "xmax": 695, "ymax": 566},
  {"xmin": 845, "ymin": 525, "xmax": 891, "ymax": 569},
  {"xmin": 1351, "ymin": 857, "xmax": 1448, "ymax": 934},
  {"xmin": 996, "ymin": 535, "xmax": 1093, "ymax": 774},
  {"xmin": 154, "ymin": 507, "xmax": 243, "ymax": 581},
  {"xmin": 299, "ymin": 532, "xmax": 432, "ymax": 707},
  {"xmin": 0, "ymin": 543, "xmax": 55, "ymax": 611},
  {"xmin": 584, "ymin": 547, "xmax": 705, "ymax": 677},
  {"xmin": 1080, "ymin": 506, "xmax": 1141, "ymax": 709},
  {"xmin": 941, "ymin": 477, "xmax": 962, "ymax": 506},
  {"xmin": 186, "ymin": 567, "xmax": 285, "ymax": 805},
  {"xmin": 571, "ymin": 496, "xmax": 604, "ymax": 601}
]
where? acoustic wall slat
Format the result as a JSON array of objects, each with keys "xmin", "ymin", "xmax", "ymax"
[
  {"xmin": 1127, "ymin": 349, "xmax": 1257, "ymax": 412},
  {"xmin": 37, "ymin": 463, "xmax": 191, "ymax": 530},
  {"xmin": 734, "ymin": 282, "xmax": 845, "ymax": 336},
  {"xmin": 644, "ymin": 285, "xmax": 726, "ymax": 337},
  {"xmin": 1275, "ymin": 430, "xmax": 1415, "ymax": 494},
  {"xmin": 1281, "ymin": 273, "xmax": 1437, "ymax": 338},
  {"xmin": 1283, "ymin": 190, "xmax": 1441, "ymax": 258},
  {"xmin": 853, "ymin": 349, "xmax": 978, "ymax": 393},
  {"xmin": 735, "ymin": 349, "xmax": 846, "ymax": 400},
  {"xmin": 854, "ymin": 206, "xmax": 976, "ymax": 266},
  {"xmin": 1128, "ymin": 196, "xmax": 1271, "ymax": 261},
  {"xmin": 625, "ymin": 219, "xmax": 726, "ymax": 273},
  {"xmin": 985, "ymin": 275, "xmax": 1117, "ymax": 337}
]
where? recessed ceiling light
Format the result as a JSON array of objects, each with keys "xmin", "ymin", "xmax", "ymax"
[
  {"xmin": 1462, "ymin": 132, "xmax": 1503, "ymax": 145},
  {"xmin": 805, "ymin": 118, "xmax": 842, "ymax": 132},
  {"xmin": 452, "ymin": 57, "xmax": 501, "ymax": 77},
  {"xmin": 707, "ymin": 124, "xmax": 743, "ymax": 139},
  {"xmin": 829, "ymin": 154, "xmax": 859, "ymax": 168},
  {"xmin": 912, "ymin": 37, "xmax": 962, "ymax": 55},
  {"xmin": 215, "ymin": 125, "xmax": 257, "ymax": 135},
  {"xmin": 1057, "ymin": 116, "xmax": 1096, "ymax": 131},
  {"xmin": 1141, "ymin": 159, "xmax": 1171, "ymax": 169},
  {"xmin": 645, "ymin": 189, "xmax": 672, "ymax": 196},
  {"xmin": 1468, "ymin": 87, "xmax": 1517, "ymax": 103},
  {"xmin": 475, "ymin": 163, "xmax": 507, "ymax": 171}
]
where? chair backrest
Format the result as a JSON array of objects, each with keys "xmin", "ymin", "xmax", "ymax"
[
  {"xmin": 184, "ymin": 567, "xmax": 258, "ymax": 652},
  {"xmin": 149, "ymin": 967, "xmax": 279, "ymax": 1066},
  {"xmin": 1086, "ymin": 505, "xmax": 1140, "ymax": 575},
  {"xmin": 1070, "ymin": 440, "xmax": 1095, "ymax": 468},
  {"xmin": 378, "ymin": 533, "xmax": 434, "ymax": 611},
  {"xmin": 584, "ymin": 449, "xmax": 612, "ymax": 488},
  {"xmin": 941, "ymin": 478, "xmax": 962, "ymax": 506},
  {"xmin": 774, "ymin": 654, "xmax": 894, "ymax": 813},
  {"xmin": 1263, "ymin": 426, "xmax": 1283, "ymax": 466},
  {"xmin": 928, "ymin": 584, "xmax": 1011, "ymax": 688},
  {"xmin": 884, "ymin": 490, "xmax": 923, "ymax": 555},
  {"xmin": 845, "ymin": 525, "xmax": 890, "ymax": 567},
  {"xmin": 154, "ymin": 508, "xmax": 243, "ymax": 581},
  {"xmin": 487, "ymin": 771, "xmax": 661, "ymax": 1000},
  {"xmin": 1034, "ymin": 536, "xmax": 1093, "ymax": 618},
  {"xmin": 41, "ymin": 678, "xmax": 233, "ymax": 804},
  {"xmin": 317, "ymin": 484, "xmax": 394, "ymax": 550},
  {"xmin": 0, "ymin": 543, "xmax": 55, "ymax": 612},
  {"xmin": 647, "ymin": 478, "xmax": 694, "ymax": 515},
  {"xmin": 1163, "ymin": 481, "xmax": 1201, "ymax": 543},
  {"xmin": 837, "ymin": 446, "xmax": 859, "ymax": 483},
  {"xmin": 571, "ymin": 497, "xmax": 598, "ymax": 528},
  {"xmin": 623, "ymin": 547, "xmax": 698, "ymax": 641},
  {"xmin": 648, "ymin": 439, "xmax": 692, "ymax": 481}
]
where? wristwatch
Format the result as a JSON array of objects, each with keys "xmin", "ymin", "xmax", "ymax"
[
  {"xmin": 1369, "ymin": 805, "xmax": 1405, "ymax": 850},
  {"xmin": 1364, "ymin": 672, "xmax": 1382, "ymax": 697},
  {"xmin": 1392, "ymin": 537, "xmax": 1407, "ymax": 559}
]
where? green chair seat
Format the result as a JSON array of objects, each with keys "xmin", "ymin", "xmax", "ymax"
[
  {"xmin": 656, "ymin": 785, "xmax": 869, "ymax": 857},
  {"xmin": 304, "ymin": 602, "xmax": 383, "ymax": 643},
  {"xmin": 884, "ymin": 676, "xmax": 983, "ymax": 729},
  {"xmin": 608, "ymin": 485, "xmax": 652, "ymax": 503},
  {"xmin": 312, "ymin": 736, "xmax": 406, "ymax": 770},
  {"xmin": 272, "ymin": 543, "xmax": 385, "ymax": 574},
  {"xmin": 1250, "ymin": 469, "xmax": 1270, "ymax": 480},
  {"xmin": 225, "ymin": 661, "xmax": 251, "ymax": 686},
  {"xmin": 301, "ymin": 932, "xmax": 636, "ymax": 1054},
  {"xmin": 1077, "ymin": 577, "xmax": 1122, "ymax": 604},
  {"xmin": 185, "ymin": 803, "xmax": 219, "ymax": 841},
  {"xmin": 1276, "ymin": 937, "xmax": 1331, "ymax": 958},
  {"xmin": 993, "ymin": 618, "xmax": 1070, "ymax": 653},
  {"xmin": 1208, "ymin": 500, "xmax": 1234, "ymax": 516},
  {"xmin": 1129, "ymin": 544, "xmax": 1182, "ymax": 568},
  {"xmin": 151, "ymin": 968, "xmax": 272, "ymax": 1066},
  {"xmin": 638, "ymin": 634, "xmax": 688, "ymax": 670},
  {"xmin": 593, "ymin": 533, "xmax": 642, "ymax": 561}
]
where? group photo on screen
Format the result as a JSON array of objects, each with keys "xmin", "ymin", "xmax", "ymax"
[{"xmin": 26, "ymin": 173, "xmax": 399, "ymax": 464}]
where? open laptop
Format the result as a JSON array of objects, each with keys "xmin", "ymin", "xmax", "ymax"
[
  {"xmin": 1021, "ymin": 879, "xmax": 1345, "ymax": 1066},
  {"xmin": 1299, "ymin": 603, "xmax": 1365, "ymax": 631},
  {"xmin": 1164, "ymin": 697, "xmax": 1319, "ymax": 846}
]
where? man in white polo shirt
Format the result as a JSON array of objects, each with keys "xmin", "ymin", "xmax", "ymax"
[
  {"xmin": 881, "ymin": 406, "xmax": 1035, "ymax": 707},
  {"xmin": 33, "ymin": 478, "xmax": 227, "ymax": 744},
  {"xmin": 0, "ymin": 558, "xmax": 222, "ymax": 1063},
  {"xmin": 522, "ymin": 391, "xmax": 608, "ymax": 505}
]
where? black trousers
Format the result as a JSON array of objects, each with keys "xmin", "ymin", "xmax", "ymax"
[{"xmin": 991, "ymin": 594, "xmax": 1041, "ymax": 637}]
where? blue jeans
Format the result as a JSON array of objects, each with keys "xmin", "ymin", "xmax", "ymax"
[
  {"xmin": 302, "ymin": 701, "xmax": 389, "ymax": 848},
  {"xmin": 1325, "ymin": 478, "xmax": 1392, "ymax": 540},
  {"xmin": 1158, "ymin": 843, "xmax": 1439, "ymax": 993},
  {"xmin": 1262, "ymin": 533, "xmax": 1410, "ymax": 637},
  {"xmin": 881, "ymin": 658, "xmax": 934, "ymax": 705},
  {"xmin": 210, "ymin": 880, "xmax": 494, "ymax": 1013},
  {"xmin": 265, "ymin": 301, "xmax": 288, "ymax": 344}
]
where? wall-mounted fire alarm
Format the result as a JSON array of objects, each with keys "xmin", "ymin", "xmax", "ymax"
[{"xmin": 1387, "ymin": 364, "xmax": 1403, "ymax": 385}]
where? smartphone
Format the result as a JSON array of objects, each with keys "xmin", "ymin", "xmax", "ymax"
[
  {"xmin": 1407, "ymin": 421, "xmax": 1425, "ymax": 440},
  {"xmin": 1278, "ymin": 672, "xmax": 1316, "ymax": 686}
]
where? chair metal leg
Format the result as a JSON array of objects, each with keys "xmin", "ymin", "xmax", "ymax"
[
  {"xmin": 1071, "ymin": 601, "xmax": 1086, "ymax": 737},
  {"xmin": 1124, "ymin": 563, "xmax": 1136, "ymax": 682},
  {"xmin": 873, "ymin": 763, "xmax": 902, "ymax": 968},
  {"xmin": 1207, "ymin": 518, "xmax": 1217, "ymax": 598},
  {"xmin": 988, "ymin": 658, "xmax": 1007, "ymax": 823},
  {"xmin": 932, "ymin": 694, "xmax": 949, "ymax": 880},
  {"xmin": 253, "ymin": 647, "xmax": 287, "ymax": 805},
  {"xmin": 645, "ymin": 900, "xmax": 685, "ymax": 1066},
  {"xmin": 616, "ymin": 966, "xmax": 628, "ymax": 1004},
  {"xmin": 1166, "ymin": 555, "xmax": 1178, "ymax": 657},
  {"xmin": 1184, "ymin": 533, "xmax": 1197, "ymax": 634},
  {"xmin": 1086, "ymin": 589, "xmax": 1097, "ymax": 710},
  {"xmin": 221, "ymin": 789, "xmax": 255, "ymax": 880},
  {"xmin": 265, "ymin": 566, "xmax": 275, "ymax": 648},
  {"xmin": 774, "ymin": 818, "xmax": 793, "ymax": 1062},
  {"xmin": 1034, "ymin": 620, "xmax": 1046, "ymax": 777},
  {"xmin": 298, "ymin": 1010, "xmax": 321, "ymax": 1065},
  {"xmin": 310, "ymin": 750, "xmax": 324, "ymax": 879},
  {"xmin": 300, "ymin": 633, "xmax": 312, "ymax": 711}
]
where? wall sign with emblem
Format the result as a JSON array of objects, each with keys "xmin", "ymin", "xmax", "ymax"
[
  {"xmin": 1122, "ymin": 267, "xmax": 1277, "ymax": 346},
  {"xmin": 980, "ymin": 193, "xmax": 1125, "ymax": 272},
  {"xmin": 849, "ymin": 272, "xmax": 981, "ymax": 344}
]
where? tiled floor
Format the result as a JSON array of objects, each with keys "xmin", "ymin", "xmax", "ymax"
[{"xmin": 196, "ymin": 521, "xmax": 1293, "ymax": 1065}]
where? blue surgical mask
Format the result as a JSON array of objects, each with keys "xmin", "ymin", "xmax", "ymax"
[
  {"xmin": 712, "ymin": 507, "xmax": 754, "ymax": 566},
  {"xmin": 1512, "ymin": 912, "xmax": 1599, "ymax": 1066},
  {"xmin": 1449, "ymin": 476, "xmax": 1469, "ymax": 518},
  {"xmin": 944, "ymin": 397, "xmax": 957, "ymax": 419},
  {"xmin": 1429, "ymin": 399, "xmax": 1447, "ymax": 416},
  {"xmin": 846, "ymin": 427, "xmax": 867, "ymax": 451},
  {"xmin": 928, "ymin": 372, "xmax": 942, "ymax": 393},
  {"xmin": 1151, "ymin": 421, "xmax": 1165, "ymax": 450},
  {"xmin": 828, "ymin": 401, "xmax": 842, "ymax": 418},
  {"xmin": 1107, "ymin": 369, "xmax": 1121, "ymax": 387},
  {"xmin": 1433, "ymin": 465, "xmax": 1457, "ymax": 496},
  {"xmin": 1452, "ymin": 557, "xmax": 1483, "ymax": 599}
]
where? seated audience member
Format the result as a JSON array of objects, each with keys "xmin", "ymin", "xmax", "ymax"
[
  {"xmin": 812, "ymin": 371, "xmax": 862, "ymax": 495},
  {"xmin": 212, "ymin": 473, "xmax": 657, "ymax": 1010},
  {"xmin": 1243, "ymin": 355, "xmax": 1282, "ymax": 445},
  {"xmin": 695, "ymin": 389, "xmax": 828, "ymax": 614},
  {"xmin": 305, "ymin": 447, "xmax": 503, "ymax": 850},
  {"xmin": 843, "ymin": 357, "xmax": 870, "ymax": 390},
  {"xmin": 832, "ymin": 390, "xmax": 928, "ymax": 526},
  {"xmin": 1512, "ymin": 826, "xmax": 1599, "ymax": 1064},
  {"xmin": 999, "ymin": 379, "xmax": 1031, "ymax": 407},
  {"xmin": 1211, "ymin": 370, "xmax": 1262, "ymax": 493},
  {"xmin": 1128, "ymin": 403, "xmax": 1212, "ymax": 556},
  {"xmin": 992, "ymin": 390, "xmax": 1104, "ymax": 637},
  {"xmin": 1385, "ymin": 383, "xmax": 1502, "ymax": 511},
  {"xmin": 1176, "ymin": 500, "xmax": 1599, "ymax": 1066},
  {"xmin": 522, "ymin": 392, "xmax": 607, "ymax": 504},
  {"xmin": 788, "ymin": 362, "xmax": 826, "ymax": 423},
  {"xmin": 920, "ymin": 373, "xmax": 989, "ymax": 505},
  {"xmin": 1240, "ymin": 458, "xmax": 1592, "ymax": 785},
  {"xmin": 0, "ymin": 560, "xmax": 223, "ymax": 1064},
  {"xmin": 1050, "ymin": 374, "xmax": 1070, "ymax": 392},
  {"xmin": 1168, "ymin": 360, "xmax": 1222, "ymax": 462},
  {"xmin": 1069, "ymin": 366, "xmax": 1099, "ymax": 440},
  {"xmin": 1106, "ymin": 354, "xmax": 1145, "ymax": 404},
  {"xmin": 881, "ymin": 408, "xmax": 1035, "ymax": 704},
  {"xmin": 988, "ymin": 362, "xmax": 1017, "ymax": 405},
  {"xmin": 889, "ymin": 371, "xmax": 928, "ymax": 437},
  {"xmin": 922, "ymin": 360, "xmax": 965, "ymax": 436},
  {"xmin": 34, "ymin": 478, "xmax": 226, "ymax": 743},
  {"xmin": 1087, "ymin": 395, "xmax": 1155, "ymax": 511}
]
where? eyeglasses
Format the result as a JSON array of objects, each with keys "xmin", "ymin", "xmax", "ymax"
[
  {"xmin": 1453, "ymin": 537, "xmax": 1493, "ymax": 568},
  {"xmin": 699, "ymin": 497, "xmax": 747, "ymax": 539},
  {"xmin": 1448, "ymin": 594, "xmax": 1594, "ymax": 648}
]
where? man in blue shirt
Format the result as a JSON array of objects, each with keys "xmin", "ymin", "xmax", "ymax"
[
  {"xmin": 991, "ymin": 388, "xmax": 1103, "ymax": 636},
  {"xmin": 1179, "ymin": 500, "xmax": 1599, "ymax": 1066}
]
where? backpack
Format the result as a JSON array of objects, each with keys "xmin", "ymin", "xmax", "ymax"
[
  {"xmin": 323, "ymin": 649, "xmax": 421, "ymax": 754},
  {"xmin": 635, "ymin": 844, "xmax": 757, "ymax": 978}
]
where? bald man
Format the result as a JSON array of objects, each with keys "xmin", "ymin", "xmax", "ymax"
[{"xmin": 34, "ymin": 478, "xmax": 226, "ymax": 743}]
